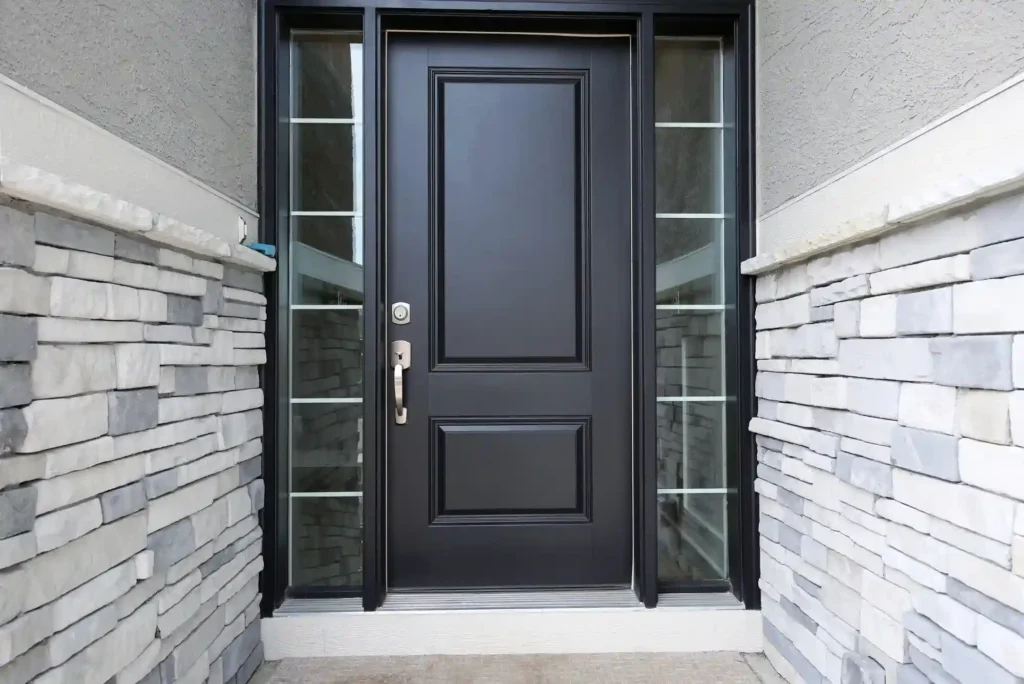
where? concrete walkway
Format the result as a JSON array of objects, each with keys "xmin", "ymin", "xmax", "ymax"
[{"xmin": 256, "ymin": 653, "xmax": 783, "ymax": 683}]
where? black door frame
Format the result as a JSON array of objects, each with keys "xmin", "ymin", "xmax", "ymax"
[{"xmin": 259, "ymin": 0, "xmax": 757, "ymax": 614}]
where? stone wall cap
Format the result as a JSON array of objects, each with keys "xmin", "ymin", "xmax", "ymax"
[{"xmin": 0, "ymin": 158, "xmax": 276, "ymax": 273}]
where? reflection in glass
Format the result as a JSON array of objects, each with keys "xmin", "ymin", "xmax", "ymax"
[
  {"xmin": 293, "ymin": 33, "xmax": 362, "ymax": 120},
  {"xmin": 292, "ymin": 497, "xmax": 363, "ymax": 588},
  {"xmin": 292, "ymin": 217, "xmax": 363, "ymax": 305},
  {"xmin": 655, "ymin": 311, "xmax": 723, "ymax": 398},
  {"xmin": 655, "ymin": 128, "xmax": 722, "ymax": 215},
  {"xmin": 658, "ymin": 493, "xmax": 727, "ymax": 582},
  {"xmin": 654, "ymin": 39, "xmax": 721, "ymax": 123},
  {"xmin": 292, "ymin": 123, "xmax": 359, "ymax": 213},
  {"xmin": 291, "ymin": 402, "xmax": 363, "ymax": 493},
  {"xmin": 291, "ymin": 310, "xmax": 363, "ymax": 399},
  {"xmin": 656, "ymin": 401, "xmax": 725, "ymax": 491},
  {"xmin": 656, "ymin": 218, "xmax": 722, "ymax": 306}
]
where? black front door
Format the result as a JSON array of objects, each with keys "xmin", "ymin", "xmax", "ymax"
[{"xmin": 386, "ymin": 32, "xmax": 633, "ymax": 590}]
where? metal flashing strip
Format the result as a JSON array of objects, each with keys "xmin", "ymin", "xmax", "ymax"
[
  {"xmin": 276, "ymin": 597, "xmax": 364, "ymax": 614},
  {"xmin": 381, "ymin": 589, "xmax": 641, "ymax": 611}
]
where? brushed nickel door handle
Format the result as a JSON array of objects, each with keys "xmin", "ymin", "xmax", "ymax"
[{"xmin": 391, "ymin": 340, "xmax": 411, "ymax": 425}]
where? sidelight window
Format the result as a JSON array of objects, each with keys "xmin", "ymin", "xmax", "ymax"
[
  {"xmin": 653, "ymin": 35, "xmax": 738, "ymax": 588},
  {"xmin": 286, "ymin": 30, "xmax": 365, "ymax": 591}
]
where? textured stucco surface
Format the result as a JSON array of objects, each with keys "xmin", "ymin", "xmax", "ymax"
[
  {"xmin": 0, "ymin": 0, "xmax": 257, "ymax": 209},
  {"xmin": 758, "ymin": 0, "xmax": 1024, "ymax": 216}
]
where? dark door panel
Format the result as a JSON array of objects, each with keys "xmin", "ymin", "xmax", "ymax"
[{"xmin": 387, "ymin": 32, "xmax": 632, "ymax": 590}]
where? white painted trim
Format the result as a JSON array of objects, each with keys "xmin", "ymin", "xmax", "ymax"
[
  {"xmin": 751, "ymin": 70, "xmax": 1024, "ymax": 272},
  {"xmin": 0, "ymin": 73, "xmax": 257, "ymax": 246},
  {"xmin": 262, "ymin": 608, "xmax": 762, "ymax": 658}
]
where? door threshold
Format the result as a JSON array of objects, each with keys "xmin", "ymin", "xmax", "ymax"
[{"xmin": 382, "ymin": 588, "xmax": 641, "ymax": 611}]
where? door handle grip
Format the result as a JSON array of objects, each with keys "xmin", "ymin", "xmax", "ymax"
[{"xmin": 394, "ymin": 364, "xmax": 407, "ymax": 425}]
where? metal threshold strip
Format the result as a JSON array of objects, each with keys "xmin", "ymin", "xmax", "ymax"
[{"xmin": 274, "ymin": 591, "xmax": 742, "ymax": 615}]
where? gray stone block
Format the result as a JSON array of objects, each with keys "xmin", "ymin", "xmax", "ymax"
[
  {"xmin": 108, "ymin": 389, "xmax": 159, "ymax": 436},
  {"xmin": 221, "ymin": 620, "xmax": 261, "ymax": 682},
  {"xmin": 896, "ymin": 665, "xmax": 930, "ymax": 684},
  {"xmin": 0, "ymin": 486, "xmax": 37, "ymax": 540},
  {"xmin": 931, "ymin": 335, "xmax": 1014, "ymax": 390},
  {"xmin": 904, "ymin": 611, "xmax": 944, "ymax": 649},
  {"xmin": 777, "ymin": 486, "xmax": 805, "ymax": 514},
  {"xmin": 948, "ymin": 578, "xmax": 1024, "ymax": 637},
  {"xmin": 971, "ymin": 237, "xmax": 1024, "ymax": 280},
  {"xmin": 248, "ymin": 480, "xmax": 265, "ymax": 513},
  {"xmin": 764, "ymin": 618, "xmax": 824, "ymax": 684},
  {"xmin": 782, "ymin": 596, "xmax": 818, "ymax": 633},
  {"xmin": 147, "ymin": 518, "xmax": 197, "ymax": 572},
  {"xmin": 100, "ymin": 482, "xmax": 148, "ymax": 523},
  {"xmin": 897, "ymin": 288, "xmax": 952, "ymax": 335},
  {"xmin": 221, "ymin": 302, "xmax": 260, "ymax": 319},
  {"xmin": 145, "ymin": 469, "xmax": 179, "ymax": 500},
  {"xmin": 235, "ymin": 368, "xmax": 259, "ymax": 391},
  {"xmin": 909, "ymin": 645, "xmax": 958, "ymax": 684},
  {"xmin": 166, "ymin": 295, "xmax": 204, "ymax": 326},
  {"xmin": 203, "ymin": 281, "xmax": 224, "ymax": 315},
  {"xmin": 0, "ymin": 205, "xmax": 35, "ymax": 268},
  {"xmin": 173, "ymin": 605, "xmax": 225, "ymax": 677},
  {"xmin": 0, "ymin": 407, "xmax": 28, "ymax": 456},
  {"xmin": 0, "ymin": 364, "xmax": 32, "ymax": 409},
  {"xmin": 2, "ymin": 643, "xmax": 49, "ymax": 684},
  {"xmin": 113, "ymin": 235, "xmax": 158, "ymax": 265},
  {"xmin": 811, "ymin": 305, "xmax": 835, "ymax": 322},
  {"xmin": 778, "ymin": 522, "xmax": 803, "ymax": 554},
  {"xmin": 235, "ymin": 640, "xmax": 263, "ymax": 684},
  {"xmin": 940, "ymin": 631, "xmax": 1020, "ymax": 684},
  {"xmin": 223, "ymin": 268, "xmax": 263, "ymax": 294},
  {"xmin": 200, "ymin": 546, "xmax": 236, "ymax": 579},
  {"xmin": 842, "ymin": 653, "xmax": 885, "ymax": 684},
  {"xmin": 0, "ymin": 315, "xmax": 37, "ymax": 362},
  {"xmin": 794, "ymin": 574, "xmax": 822, "ymax": 599},
  {"xmin": 34, "ymin": 213, "xmax": 114, "ymax": 255},
  {"xmin": 238, "ymin": 457, "xmax": 261, "ymax": 487},
  {"xmin": 837, "ymin": 452, "xmax": 893, "ymax": 496},
  {"xmin": 890, "ymin": 426, "xmax": 960, "ymax": 482}
]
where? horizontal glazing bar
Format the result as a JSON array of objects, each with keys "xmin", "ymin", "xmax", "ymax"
[
  {"xmin": 657, "ymin": 396, "xmax": 729, "ymax": 403},
  {"xmin": 290, "ymin": 118, "xmax": 360, "ymax": 124},
  {"xmin": 291, "ymin": 211, "xmax": 361, "ymax": 217},
  {"xmin": 290, "ymin": 305, "xmax": 364, "ymax": 311},
  {"xmin": 290, "ymin": 398, "xmax": 363, "ymax": 405},
  {"xmin": 290, "ymin": 492, "xmax": 363, "ymax": 498},
  {"xmin": 656, "ymin": 36, "xmax": 723, "ymax": 43},
  {"xmin": 656, "ymin": 213, "xmax": 726, "ymax": 220},
  {"xmin": 657, "ymin": 488, "xmax": 734, "ymax": 495},
  {"xmin": 655, "ymin": 122, "xmax": 724, "ymax": 129},
  {"xmin": 656, "ymin": 304, "xmax": 727, "ymax": 311}
]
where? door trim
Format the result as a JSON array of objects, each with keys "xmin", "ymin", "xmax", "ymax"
[{"xmin": 258, "ymin": 1, "xmax": 758, "ymax": 616}]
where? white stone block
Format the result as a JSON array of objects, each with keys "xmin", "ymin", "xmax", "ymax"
[
  {"xmin": 233, "ymin": 349, "xmax": 266, "ymax": 366},
  {"xmin": 887, "ymin": 522, "xmax": 949, "ymax": 573},
  {"xmin": 834, "ymin": 300, "xmax": 860, "ymax": 338},
  {"xmin": 860, "ymin": 600, "xmax": 908, "ymax": 663},
  {"xmin": 960, "ymin": 439, "xmax": 1024, "ymax": 501},
  {"xmin": 34, "ymin": 245, "xmax": 70, "ymax": 275},
  {"xmin": 1015, "ymin": 336, "xmax": 1024, "ymax": 389},
  {"xmin": 756, "ymin": 274, "xmax": 777, "ymax": 303},
  {"xmin": 32, "ymin": 344, "xmax": 117, "ymax": 399},
  {"xmin": 114, "ymin": 344, "xmax": 160, "ymax": 389},
  {"xmin": 882, "ymin": 547, "xmax": 945, "ymax": 592},
  {"xmin": 841, "ymin": 412, "xmax": 897, "ymax": 447},
  {"xmin": 954, "ymin": 275, "xmax": 1024, "ymax": 334},
  {"xmin": 35, "ymin": 498, "xmax": 103, "ymax": 552},
  {"xmin": 193, "ymin": 259, "xmax": 224, "ymax": 281},
  {"xmin": 50, "ymin": 560, "xmax": 136, "ymax": 632},
  {"xmin": 223, "ymin": 286, "xmax": 266, "ymax": 306},
  {"xmin": 49, "ymin": 276, "xmax": 105, "ymax": 319},
  {"xmin": 156, "ymin": 269, "xmax": 207, "ymax": 296},
  {"xmin": 840, "ymin": 436, "xmax": 890, "ymax": 463},
  {"xmin": 1019, "ymin": 505, "xmax": 1024, "ymax": 537},
  {"xmin": 978, "ymin": 616, "xmax": 1024, "ymax": 677},
  {"xmin": 48, "ymin": 604, "xmax": 117, "ymax": 667},
  {"xmin": 158, "ymin": 248, "xmax": 194, "ymax": 272},
  {"xmin": 913, "ymin": 589, "xmax": 978, "ymax": 645},
  {"xmin": 846, "ymin": 378, "xmax": 900, "ymax": 420},
  {"xmin": 139, "ymin": 290, "xmax": 168, "ymax": 322},
  {"xmin": 930, "ymin": 517, "xmax": 1012, "ymax": 569},
  {"xmin": 893, "ymin": 468, "xmax": 1016, "ymax": 542},
  {"xmin": 896, "ymin": 287, "xmax": 953, "ymax": 335},
  {"xmin": 148, "ymin": 476, "xmax": 219, "ymax": 533},
  {"xmin": 861, "ymin": 570, "xmax": 911, "ymax": 621},
  {"xmin": 960, "ymin": 390, "xmax": 1012, "ymax": 445},
  {"xmin": 876, "ymin": 499, "xmax": 930, "ymax": 534},
  {"xmin": 898, "ymin": 383, "xmax": 956, "ymax": 434},
  {"xmin": 105, "ymin": 283, "xmax": 141, "ymax": 320},
  {"xmin": 869, "ymin": 254, "xmax": 970, "ymax": 295},
  {"xmin": 0, "ymin": 268, "xmax": 50, "ymax": 315},
  {"xmin": 839, "ymin": 338, "xmax": 933, "ymax": 382},
  {"xmin": 877, "ymin": 207, "xmax": 981, "ymax": 271},
  {"xmin": 112, "ymin": 260, "xmax": 159, "ymax": 290},
  {"xmin": 860, "ymin": 295, "xmax": 897, "ymax": 337},
  {"xmin": 37, "ymin": 318, "xmax": 143, "ymax": 343},
  {"xmin": 157, "ymin": 394, "xmax": 223, "ymax": 425},
  {"xmin": 66, "ymin": 250, "xmax": 115, "ymax": 282},
  {"xmin": 808, "ymin": 242, "xmax": 879, "ymax": 287},
  {"xmin": 0, "ymin": 605, "xmax": 52, "ymax": 667},
  {"xmin": 810, "ymin": 275, "xmax": 870, "ymax": 307},
  {"xmin": 947, "ymin": 545, "xmax": 1024, "ymax": 614},
  {"xmin": 134, "ymin": 551, "xmax": 154, "ymax": 581},
  {"xmin": 221, "ymin": 389, "xmax": 263, "ymax": 414},
  {"xmin": 34, "ymin": 455, "xmax": 145, "ymax": 515},
  {"xmin": 20, "ymin": 393, "xmax": 108, "ymax": 453},
  {"xmin": 762, "ymin": 323, "xmax": 838, "ymax": 359},
  {"xmin": 1011, "ymin": 391, "xmax": 1024, "ymax": 447},
  {"xmin": 155, "ymin": 570, "xmax": 200, "ymax": 614}
]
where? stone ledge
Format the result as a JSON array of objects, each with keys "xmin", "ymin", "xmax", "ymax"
[
  {"xmin": 743, "ymin": 164, "xmax": 1024, "ymax": 276},
  {"xmin": 0, "ymin": 159, "xmax": 275, "ymax": 273}
]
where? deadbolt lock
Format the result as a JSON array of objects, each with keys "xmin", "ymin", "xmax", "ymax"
[{"xmin": 392, "ymin": 302, "xmax": 411, "ymax": 325}]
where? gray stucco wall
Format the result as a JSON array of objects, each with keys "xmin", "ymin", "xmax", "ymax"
[
  {"xmin": 0, "ymin": 0, "xmax": 257, "ymax": 210},
  {"xmin": 758, "ymin": 0, "xmax": 1024, "ymax": 216}
]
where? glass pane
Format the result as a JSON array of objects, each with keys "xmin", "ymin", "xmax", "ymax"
[
  {"xmin": 292, "ymin": 310, "xmax": 363, "ymax": 399},
  {"xmin": 656, "ymin": 218, "xmax": 722, "ymax": 306},
  {"xmin": 658, "ymin": 493, "xmax": 728, "ymax": 582},
  {"xmin": 293, "ymin": 33, "xmax": 362, "ymax": 120},
  {"xmin": 292, "ymin": 216, "xmax": 363, "ymax": 305},
  {"xmin": 291, "ymin": 497, "xmax": 362, "ymax": 588},
  {"xmin": 655, "ymin": 128, "xmax": 722, "ymax": 215},
  {"xmin": 655, "ymin": 39, "xmax": 721, "ymax": 123},
  {"xmin": 291, "ymin": 403, "xmax": 362, "ymax": 493},
  {"xmin": 656, "ymin": 311, "xmax": 723, "ymax": 398},
  {"xmin": 657, "ymin": 401, "xmax": 725, "ymax": 490},
  {"xmin": 292, "ymin": 123, "xmax": 359, "ymax": 213}
]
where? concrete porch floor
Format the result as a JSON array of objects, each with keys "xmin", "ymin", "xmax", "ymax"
[{"xmin": 255, "ymin": 653, "xmax": 783, "ymax": 683}]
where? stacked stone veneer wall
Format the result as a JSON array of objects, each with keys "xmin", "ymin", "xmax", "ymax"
[
  {"xmin": 752, "ymin": 191, "xmax": 1024, "ymax": 684},
  {"xmin": 0, "ymin": 200, "xmax": 269, "ymax": 684}
]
